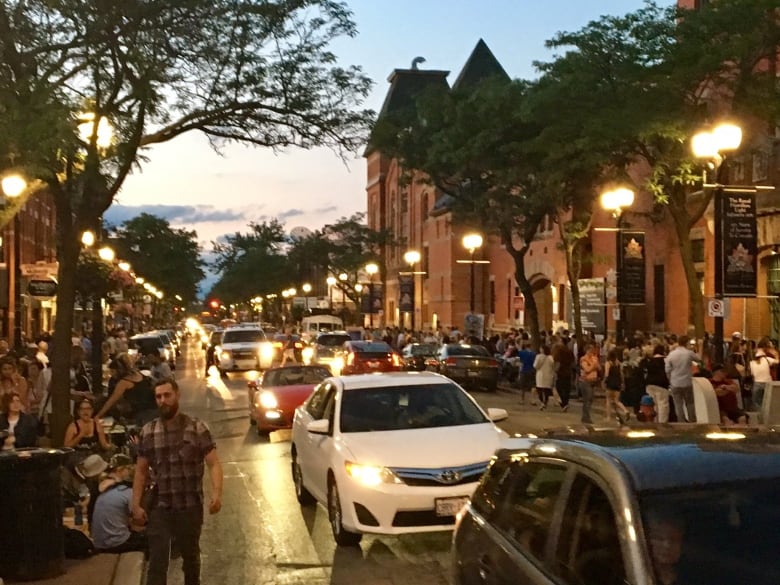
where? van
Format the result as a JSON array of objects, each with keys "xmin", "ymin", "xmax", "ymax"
[{"xmin": 300, "ymin": 315, "xmax": 344, "ymax": 342}]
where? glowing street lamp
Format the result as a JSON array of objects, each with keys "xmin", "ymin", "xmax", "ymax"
[
  {"xmin": 600, "ymin": 187, "xmax": 636, "ymax": 342},
  {"xmin": 365, "ymin": 262, "xmax": 379, "ymax": 328},
  {"xmin": 462, "ymin": 234, "xmax": 483, "ymax": 313},
  {"xmin": 118, "ymin": 261, "xmax": 131, "ymax": 272},
  {"xmin": 1, "ymin": 173, "xmax": 27, "ymax": 350},
  {"xmin": 98, "ymin": 246, "xmax": 115, "ymax": 262},
  {"xmin": 326, "ymin": 276, "xmax": 337, "ymax": 309},
  {"xmin": 1, "ymin": 174, "xmax": 27, "ymax": 198}
]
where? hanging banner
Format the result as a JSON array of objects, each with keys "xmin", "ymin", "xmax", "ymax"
[
  {"xmin": 363, "ymin": 283, "xmax": 383, "ymax": 314},
  {"xmin": 398, "ymin": 275, "xmax": 414, "ymax": 313},
  {"xmin": 618, "ymin": 230, "xmax": 646, "ymax": 305},
  {"xmin": 721, "ymin": 192, "xmax": 757, "ymax": 297},
  {"xmin": 577, "ymin": 278, "xmax": 606, "ymax": 335}
]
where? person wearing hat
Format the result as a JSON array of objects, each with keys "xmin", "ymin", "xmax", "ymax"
[
  {"xmin": 637, "ymin": 395, "xmax": 657, "ymax": 422},
  {"xmin": 92, "ymin": 454, "xmax": 147, "ymax": 553}
]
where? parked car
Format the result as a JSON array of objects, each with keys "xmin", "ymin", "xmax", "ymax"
[
  {"xmin": 128, "ymin": 334, "xmax": 170, "ymax": 366},
  {"xmin": 248, "ymin": 365, "xmax": 330, "ymax": 434},
  {"xmin": 400, "ymin": 342, "xmax": 440, "ymax": 371},
  {"xmin": 291, "ymin": 372, "xmax": 509, "ymax": 546},
  {"xmin": 434, "ymin": 344, "xmax": 499, "ymax": 392},
  {"xmin": 216, "ymin": 326, "xmax": 274, "ymax": 373},
  {"xmin": 453, "ymin": 427, "xmax": 780, "ymax": 585},
  {"xmin": 309, "ymin": 332, "xmax": 352, "ymax": 368},
  {"xmin": 335, "ymin": 340, "xmax": 401, "ymax": 375}
]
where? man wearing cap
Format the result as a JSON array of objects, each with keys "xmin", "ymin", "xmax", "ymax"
[
  {"xmin": 92, "ymin": 454, "xmax": 146, "ymax": 553},
  {"xmin": 132, "ymin": 378, "xmax": 222, "ymax": 585}
]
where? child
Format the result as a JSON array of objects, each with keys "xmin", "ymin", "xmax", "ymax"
[{"xmin": 637, "ymin": 395, "xmax": 657, "ymax": 422}]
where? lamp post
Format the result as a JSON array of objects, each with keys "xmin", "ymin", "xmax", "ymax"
[
  {"xmin": 326, "ymin": 276, "xmax": 337, "ymax": 310},
  {"xmin": 1, "ymin": 174, "xmax": 27, "ymax": 351},
  {"xmin": 462, "ymin": 234, "xmax": 483, "ymax": 313},
  {"xmin": 302, "ymin": 282, "xmax": 312, "ymax": 312},
  {"xmin": 600, "ymin": 187, "xmax": 635, "ymax": 344},
  {"xmin": 693, "ymin": 122, "xmax": 743, "ymax": 364},
  {"xmin": 403, "ymin": 250, "xmax": 421, "ymax": 332},
  {"xmin": 354, "ymin": 283, "xmax": 364, "ymax": 327},
  {"xmin": 365, "ymin": 262, "xmax": 378, "ymax": 328}
]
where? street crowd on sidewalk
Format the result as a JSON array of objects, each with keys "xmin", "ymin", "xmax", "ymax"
[
  {"xmin": 0, "ymin": 325, "xmax": 223, "ymax": 585},
  {"xmin": 366, "ymin": 323, "xmax": 780, "ymax": 428}
]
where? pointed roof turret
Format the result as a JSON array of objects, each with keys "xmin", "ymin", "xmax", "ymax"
[{"xmin": 451, "ymin": 39, "xmax": 510, "ymax": 91}]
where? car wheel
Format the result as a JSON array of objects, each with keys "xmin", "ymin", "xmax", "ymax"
[
  {"xmin": 328, "ymin": 478, "xmax": 361, "ymax": 546},
  {"xmin": 291, "ymin": 450, "xmax": 315, "ymax": 506}
]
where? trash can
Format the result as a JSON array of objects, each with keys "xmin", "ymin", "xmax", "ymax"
[{"xmin": 0, "ymin": 448, "xmax": 66, "ymax": 581}]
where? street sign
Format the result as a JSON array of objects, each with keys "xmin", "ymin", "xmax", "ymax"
[
  {"xmin": 27, "ymin": 279, "xmax": 57, "ymax": 298},
  {"xmin": 708, "ymin": 298, "xmax": 731, "ymax": 318},
  {"xmin": 21, "ymin": 261, "xmax": 58, "ymax": 279}
]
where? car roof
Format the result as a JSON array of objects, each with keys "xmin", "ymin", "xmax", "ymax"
[
  {"xmin": 499, "ymin": 426, "xmax": 780, "ymax": 492},
  {"xmin": 335, "ymin": 371, "xmax": 452, "ymax": 390}
]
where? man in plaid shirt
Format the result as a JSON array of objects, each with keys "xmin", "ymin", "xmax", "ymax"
[{"xmin": 132, "ymin": 378, "xmax": 223, "ymax": 585}]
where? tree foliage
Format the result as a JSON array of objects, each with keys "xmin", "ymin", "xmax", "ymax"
[{"xmin": 109, "ymin": 213, "xmax": 205, "ymax": 304}]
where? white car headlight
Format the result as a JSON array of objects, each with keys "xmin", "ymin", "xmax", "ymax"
[
  {"xmin": 344, "ymin": 461, "xmax": 402, "ymax": 486},
  {"xmin": 220, "ymin": 351, "xmax": 231, "ymax": 361},
  {"xmin": 332, "ymin": 356, "xmax": 344, "ymax": 374},
  {"xmin": 258, "ymin": 390, "xmax": 278, "ymax": 409},
  {"xmin": 301, "ymin": 346, "xmax": 314, "ymax": 364},
  {"xmin": 260, "ymin": 343, "xmax": 275, "ymax": 360}
]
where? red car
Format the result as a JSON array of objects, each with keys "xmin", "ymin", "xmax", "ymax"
[
  {"xmin": 248, "ymin": 365, "xmax": 330, "ymax": 435},
  {"xmin": 339, "ymin": 340, "xmax": 402, "ymax": 375}
]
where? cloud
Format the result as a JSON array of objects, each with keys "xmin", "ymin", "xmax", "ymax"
[
  {"xmin": 277, "ymin": 208, "xmax": 304, "ymax": 220},
  {"xmin": 104, "ymin": 204, "xmax": 248, "ymax": 226},
  {"xmin": 314, "ymin": 205, "xmax": 339, "ymax": 214}
]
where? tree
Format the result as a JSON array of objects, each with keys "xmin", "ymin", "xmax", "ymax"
[
  {"xmin": 109, "ymin": 213, "xmax": 205, "ymax": 304},
  {"xmin": 0, "ymin": 0, "xmax": 373, "ymax": 444},
  {"xmin": 373, "ymin": 78, "xmax": 555, "ymax": 348}
]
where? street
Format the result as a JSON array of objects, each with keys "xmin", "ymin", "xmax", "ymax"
[{"xmin": 163, "ymin": 340, "xmax": 596, "ymax": 585}]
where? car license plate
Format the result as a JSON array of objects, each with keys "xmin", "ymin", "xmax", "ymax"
[
  {"xmin": 467, "ymin": 370, "xmax": 480, "ymax": 377},
  {"xmin": 367, "ymin": 360, "xmax": 379, "ymax": 368},
  {"xmin": 435, "ymin": 496, "xmax": 469, "ymax": 517}
]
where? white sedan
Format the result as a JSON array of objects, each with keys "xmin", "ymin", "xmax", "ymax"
[{"xmin": 290, "ymin": 371, "xmax": 508, "ymax": 546}]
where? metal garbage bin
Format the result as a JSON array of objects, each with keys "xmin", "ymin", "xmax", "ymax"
[{"xmin": 0, "ymin": 448, "xmax": 66, "ymax": 581}]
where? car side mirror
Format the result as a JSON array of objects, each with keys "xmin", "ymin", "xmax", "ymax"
[
  {"xmin": 487, "ymin": 408, "xmax": 508, "ymax": 423},
  {"xmin": 307, "ymin": 419, "xmax": 330, "ymax": 435}
]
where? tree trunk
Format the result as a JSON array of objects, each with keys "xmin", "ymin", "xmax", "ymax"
[
  {"xmin": 565, "ymin": 240, "xmax": 586, "ymax": 350},
  {"xmin": 91, "ymin": 296, "xmax": 104, "ymax": 392},
  {"xmin": 671, "ymin": 207, "xmax": 705, "ymax": 337}
]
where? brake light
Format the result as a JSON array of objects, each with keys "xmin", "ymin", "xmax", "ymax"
[
  {"xmin": 346, "ymin": 352, "xmax": 355, "ymax": 365},
  {"xmin": 391, "ymin": 353, "xmax": 400, "ymax": 366},
  {"xmin": 445, "ymin": 357, "xmax": 458, "ymax": 365},
  {"xmin": 486, "ymin": 358, "xmax": 498, "ymax": 367},
  {"xmin": 294, "ymin": 342, "xmax": 303, "ymax": 349}
]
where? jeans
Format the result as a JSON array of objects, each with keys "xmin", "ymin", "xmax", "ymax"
[
  {"xmin": 646, "ymin": 385, "xmax": 670, "ymax": 423},
  {"xmin": 670, "ymin": 385, "xmax": 696, "ymax": 422},
  {"xmin": 557, "ymin": 375, "xmax": 572, "ymax": 407},
  {"xmin": 146, "ymin": 507, "xmax": 203, "ymax": 585},
  {"xmin": 752, "ymin": 382, "xmax": 767, "ymax": 410},
  {"xmin": 577, "ymin": 380, "xmax": 595, "ymax": 423}
]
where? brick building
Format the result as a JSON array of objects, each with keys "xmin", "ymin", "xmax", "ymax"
[{"xmin": 367, "ymin": 36, "xmax": 779, "ymax": 340}]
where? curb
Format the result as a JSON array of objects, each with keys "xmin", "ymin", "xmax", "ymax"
[{"xmin": 111, "ymin": 552, "xmax": 145, "ymax": 585}]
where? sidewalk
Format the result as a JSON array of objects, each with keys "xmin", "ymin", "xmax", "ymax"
[{"xmin": 6, "ymin": 552, "xmax": 144, "ymax": 585}]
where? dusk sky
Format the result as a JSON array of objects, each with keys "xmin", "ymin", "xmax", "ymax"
[{"xmin": 107, "ymin": 0, "xmax": 674, "ymax": 258}]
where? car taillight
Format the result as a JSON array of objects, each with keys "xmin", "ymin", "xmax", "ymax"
[
  {"xmin": 294, "ymin": 342, "xmax": 303, "ymax": 349},
  {"xmin": 391, "ymin": 353, "xmax": 400, "ymax": 366},
  {"xmin": 346, "ymin": 352, "xmax": 355, "ymax": 365},
  {"xmin": 445, "ymin": 357, "xmax": 458, "ymax": 365},
  {"xmin": 486, "ymin": 358, "xmax": 498, "ymax": 367}
]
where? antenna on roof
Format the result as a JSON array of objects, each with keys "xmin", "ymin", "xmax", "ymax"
[{"xmin": 411, "ymin": 56, "xmax": 426, "ymax": 70}]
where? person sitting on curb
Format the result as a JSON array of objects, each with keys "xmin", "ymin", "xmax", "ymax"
[
  {"xmin": 92, "ymin": 454, "xmax": 147, "ymax": 554},
  {"xmin": 710, "ymin": 364, "xmax": 748, "ymax": 425}
]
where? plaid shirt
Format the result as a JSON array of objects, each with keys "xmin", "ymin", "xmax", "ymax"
[{"xmin": 138, "ymin": 413, "xmax": 216, "ymax": 510}]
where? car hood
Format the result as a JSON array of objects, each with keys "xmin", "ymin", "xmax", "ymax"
[
  {"xmin": 340, "ymin": 424, "xmax": 506, "ymax": 467},
  {"xmin": 263, "ymin": 384, "xmax": 316, "ymax": 410},
  {"xmin": 223, "ymin": 342, "xmax": 261, "ymax": 350}
]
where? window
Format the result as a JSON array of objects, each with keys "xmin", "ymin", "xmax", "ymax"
[
  {"xmin": 490, "ymin": 280, "xmax": 496, "ymax": 314},
  {"xmin": 307, "ymin": 383, "xmax": 333, "ymax": 419},
  {"xmin": 753, "ymin": 151, "xmax": 769, "ymax": 182},
  {"xmin": 423, "ymin": 247, "xmax": 429, "ymax": 280},
  {"xmin": 473, "ymin": 459, "xmax": 567, "ymax": 564},
  {"xmin": 654, "ymin": 265, "xmax": 665, "ymax": 324},
  {"xmin": 555, "ymin": 474, "xmax": 626, "ymax": 585}
]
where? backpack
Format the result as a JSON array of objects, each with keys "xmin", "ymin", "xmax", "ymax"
[{"xmin": 63, "ymin": 527, "xmax": 95, "ymax": 559}]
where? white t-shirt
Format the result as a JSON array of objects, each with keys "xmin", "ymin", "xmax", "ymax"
[{"xmin": 750, "ymin": 352, "xmax": 778, "ymax": 383}]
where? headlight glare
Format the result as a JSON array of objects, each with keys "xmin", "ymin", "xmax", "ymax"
[
  {"xmin": 344, "ymin": 461, "xmax": 401, "ymax": 486},
  {"xmin": 260, "ymin": 343, "xmax": 275, "ymax": 360},
  {"xmin": 259, "ymin": 390, "xmax": 278, "ymax": 409},
  {"xmin": 220, "ymin": 351, "xmax": 231, "ymax": 361}
]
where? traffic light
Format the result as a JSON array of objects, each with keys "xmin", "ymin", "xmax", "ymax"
[{"xmin": 209, "ymin": 299, "xmax": 220, "ymax": 310}]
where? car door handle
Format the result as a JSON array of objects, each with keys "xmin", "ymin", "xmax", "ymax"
[{"xmin": 478, "ymin": 554, "xmax": 493, "ymax": 581}]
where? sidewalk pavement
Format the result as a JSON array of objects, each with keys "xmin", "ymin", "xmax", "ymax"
[{"xmin": 7, "ymin": 552, "xmax": 144, "ymax": 585}]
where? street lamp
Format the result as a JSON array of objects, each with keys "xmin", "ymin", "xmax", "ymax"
[
  {"xmin": 693, "ymin": 122, "xmax": 743, "ymax": 364},
  {"xmin": 98, "ymin": 246, "xmax": 115, "ymax": 262},
  {"xmin": 600, "ymin": 187, "xmax": 635, "ymax": 343},
  {"xmin": 403, "ymin": 250, "xmax": 421, "ymax": 332},
  {"xmin": 462, "ymin": 234, "xmax": 483, "ymax": 314},
  {"xmin": 326, "ymin": 276, "xmax": 337, "ymax": 310},
  {"xmin": 365, "ymin": 262, "xmax": 379, "ymax": 328},
  {"xmin": 302, "ymin": 282, "xmax": 312, "ymax": 312},
  {"xmin": 1, "ymin": 173, "xmax": 27, "ymax": 350}
]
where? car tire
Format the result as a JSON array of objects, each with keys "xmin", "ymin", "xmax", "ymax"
[
  {"xmin": 291, "ymin": 451, "xmax": 315, "ymax": 506},
  {"xmin": 328, "ymin": 478, "xmax": 361, "ymax": 546}
]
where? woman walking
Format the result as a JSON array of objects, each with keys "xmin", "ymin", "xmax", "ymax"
[
  {"xmin": 534, "ymin": 346, "xmax": 555, "ymax": 410},
  {"xmin": 604, "ymin": 349, "xmax": 631, "ymax": 424}
]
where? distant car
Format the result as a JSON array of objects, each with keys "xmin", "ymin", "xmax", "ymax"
[
  {"xmin": 310, "ymin": 332, "xmax": 352, "ymax": 367},
  {"xmin": 435, "ymin": 344, "xmax": 499, "ymax": 392},
  {"xmin": 336, "ymin": 340, "xmax": 401, "ymax": 375},
  {"xmin": 216, "ymin": 326, "xmax": 274, "ymax": 373},
  {"xmin": 248, "ymin": 365, "xmax": 330, "ymax": 434},
  {"xmin": 129, "ymin": 334, "xmax": 170, "ymax": 366},
  {"xmin": 453, "ymin": 427, "xmax": 780, "ymax": 585},
  {"xmin": 291, "ymin": 372, "xmax": 509, "ymax": 546},
  {"xmin": 400, "ymin": 343, "xmax": 440, "ymax": 371}
]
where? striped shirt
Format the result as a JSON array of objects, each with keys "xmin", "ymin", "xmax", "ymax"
[{"xmin": 138, "ymin": 413, "xmax": 216, "ymax": 510}]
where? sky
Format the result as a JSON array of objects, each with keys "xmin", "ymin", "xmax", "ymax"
[{"xmin": 105, "ymin": 0, "xmax": 674, "ymax": 288}]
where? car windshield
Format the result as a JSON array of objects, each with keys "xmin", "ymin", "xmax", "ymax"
[
  {"xmin": 339, "ymin": 383, "xmax": 488, "ymax": 432},
  {"xmin": 222, "ymin": 329, "xmax": 266, "ymax": 343},
  {"xmin": 410, "ymin": 344, "xmax": 438, "ymax": 356},
  {"xmin": 262, "ymin": 366, "xmax": 330, "ymax": 387},
  {"xmin": 640, "ymin": 479, "xmax": 780, "ymax": 585},
  {"xmin": 130, "ymin": 338, "xmax": 162, "ymax": 354},
  {"xmin": 316, "ymin": 334, "xmax": 351, "ymax": 347},
  {"xmin": 354, "ymin": 342, "xmax": 391, "ymax": 353},
  {"xmin": 447, "ymin": 344, "xmax": 490, "ymax": 357}
]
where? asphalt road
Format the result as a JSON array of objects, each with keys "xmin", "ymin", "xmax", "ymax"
[{"xmin": 164, "ymin": 339, "xmax": 607, "ymax": 585}]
